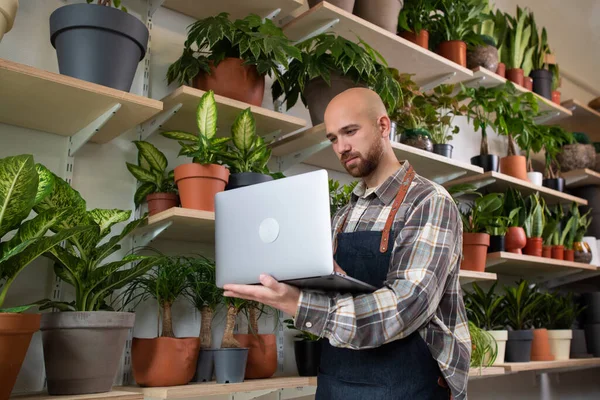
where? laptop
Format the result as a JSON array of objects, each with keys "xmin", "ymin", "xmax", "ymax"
[{"xmin": 214, "ymin": 169, "xmax": 377, "ymax": 293}]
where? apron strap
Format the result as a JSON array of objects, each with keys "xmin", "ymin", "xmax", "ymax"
[{"xmin": 379, "ymin": 165, "xmax": 415, "ymax": 253}]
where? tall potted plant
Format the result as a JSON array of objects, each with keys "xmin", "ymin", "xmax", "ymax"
[
  {"xmin": 503, "ymin": 188, "xmax": 527, "ymax": 254},
  {"xmin": 49, "ymin": 1, "xmax": 149, "ymax": 91},
  {"xmin": 284, "ymin": 318, "xmax": 323, "ymax": 376},
  {"xmin": 542, "ymin": 202, "xmax": 559, "ymax": 258},
  {"xmin": 34, "ymin": 173, "xmax": 162, "ymax": 395},
  {"xmin": 126, "ymin": 140, "xmax": 178, "ymax": 216},
  {"xmin": 525, "ymin": 123, "xmax": 546, "ymax": 186},
  {"xmin": 468, "ymin": 1, "xmax": 499, "ymax": 72},
  {"xmin": 550, "ymin": 63, "xmax": 561, "ymax": 104},
  {"xmin": 167, "ymin": 13, "xmax": 300, "ymax": 106},
  {"xmin": 574, "ymin": 210, "xmax": 593, "ymax": 264},
  {"xmin": 543, "ymin": 126, "xmax": 573, "ymax": 192},
  {"xmin": 215, "ymin": 297, "xmax": 249, "ymax": 384},
  {"xmin": 563, "ymin": 203, "xmax": 581, "ymax": 262},
  {"xmin": 547, "ymin": 292, "xmax": 584, "ymax": 360},
  {"xmin": 397, "ymin": 0, "xmax": 440, "ymax": 48},
  {"xmin": 502, "ymin": 7, "xmax": 534, "ymax": 87},
  {"xmin": 235, "ymin": 302, "xmax": 278, "ymax": 379},
  {"xmin": 126, "ymin": 255, "xmax": 201, "ymax": 387},
  {"xmin": 0, "ymin": 155, "xmax": 89, "ymax": 400},
  {"xmin": 523, "ymin": 193, "xmax": 545, "ymax": 257},
  {"xmin": 469, "ymin": 321, "xmax": 498, "ymax": 369},
  {"xmin": 546, "ymin": 204, "xmax": 571, "ymax": 260},
  {"xmin": 426, "ymin": 83, "xmax": 468, "ymax": 158},
  {"xmin": 526, "ymin": 11, "xmax": 552, "ymax": 99},
  {"xmin": 161, "ymin": 91, "xmax": 230, "ymax": 212},
  {"xmin": 272, "ymin": 33, "xmax": 401, "ymax": 126},
  {"xmin": 490, "ymin": 9, "xmax": 509, "ymax": 77}
]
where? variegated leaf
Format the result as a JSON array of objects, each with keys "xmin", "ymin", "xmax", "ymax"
[
  {"xmin": 134, "ymin": 183, "xmax": 155, "ymax": 207},
  {"xmin": 34, "ymin": 164, "xmax": 55, "ymax": 206},
  {"xmin": 126, "ymin": 163, "xmax": 157, "ymax": 184},
  {"xmin": 33, "ymin": 170, "xmax": 87, "ymax": 231},
  {"xmin": 133, "ymin": 141, "xmax": 168, "ymax": 173},
  {"xmin": 4, "ymin": 208, "xmax": 70, "ymax": 255},
  {"xmin": 89, "ymin": 209, "xmax": 131, "ymax": 238},
  {"xmin": 197, "ymin": 91, "xmax": 218, "ymax": 139},
  {"xmin": 231, "ymin": 108, "xmax": 256, "ymax": 155},
  {"xmin": 0, "ymin": 155, "xmax": 38, "ymax": 239},
  {"xmin": 161, "ymin": 131, "xmax": 198, "ymax": 142}
]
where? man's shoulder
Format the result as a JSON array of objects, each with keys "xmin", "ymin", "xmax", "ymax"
[{"xmin": 408, "ymin": 174, "xmax": 455, "ymax": 206}]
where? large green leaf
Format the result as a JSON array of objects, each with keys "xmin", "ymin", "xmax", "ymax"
[
  {"xmin": 4, "ymin": 208, "xmax": 70, "ymax": 255},
  {"xmin": 161, "ymin": 131, "xmax": 198, "ymax": 142},
  {"xmin": 133, "ymin": 141, "xmax": 168, "ymax": 173},
  {"xmin": 93, "ymin": 218, "xmax": 146, "ymax": 264},
  {"xmin": 126, "ymin": 163, "xmax": 157, "ymax": 184},
  {"xmin": 197, "ymin": 91, "xmax": 218, "ymax": 139},
  {"xmin": 89, "ymin": 209, "xmax": 131, "ymax": 238},
  {"xmin": 33, "ymin": 172, "xmax": 87, "ymax": 231},
  {"xmin": 231, "ymin": 108, "xmax": 256, "ymax": 155},
  {"xmin": 34, "ymin": 164, "xmax": 55, "ymax": 207},
  {"xmin": 134, "ymin": 183, "xmax": 156, "ymax": 207},
  {"xmin": 0, "ymin": 155, "xmax": 38, "ymax": 239}
]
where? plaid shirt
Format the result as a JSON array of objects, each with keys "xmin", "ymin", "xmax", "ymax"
[{"xmin": 294, "ymin": 161, "xmax": 471, "ymax": 399}]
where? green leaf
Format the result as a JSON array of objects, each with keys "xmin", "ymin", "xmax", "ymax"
[
  {"xmin": 88, "ymin": 209, "xmax": 131, "ymax": 238},
  {"xmin": 231, "ymin": 108, "xmax": 256, "ymax": 155},
  {"xmin": 4, "ymin": 208, "xmax": 70, "ymax": 255},
  {"xmin": 34, "ymin": 164, "xmax": 55, "ymax": 207},
  {"xmin": 126, "ymin": 163, "xmax": 157, "ymax": 184},
  {"xmin": 161, "ymin": 131, "xmax": 198, "ymax": 142},
  {"xmin": 134, "ymin": 183, "xmax": 156, "ymax": 207},
  {"xmin": 133, "ymin": 141, "xmax": 167, "ymax": 173},
  {"xmin": 33, "ymin": 171, "xmax": 88, "ymax": 231},
  {"xmin": 197, "ymin": 91, "xmax": 218, "ymax": 139},
  {"xmin": 0, "ymin": 155, "xmax": 38, "ymax": 239}
]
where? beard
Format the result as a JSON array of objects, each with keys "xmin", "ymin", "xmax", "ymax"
[{"xmin": 340, "ymin": 138, "xmax": 384, "ymax": 177}]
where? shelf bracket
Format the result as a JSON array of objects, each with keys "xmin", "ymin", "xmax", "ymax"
[
  {"xmin": 263, "ymin": 129, "xmax": 284, "ymax": 143},
  {"xmin": 535, "ymin": 111, "xmax": 561, "ymax": 125},
  {"xmin": 432, "ymin": 171, "xmax": 468, "ymax": 185},
  {"xmin": 230, "ymin": 389, "xmax": 278, "ymax": 400},
  {"xmin": 263, "ymin": 8, "xmax": 282, "ymax": 21},
  {"xmin": 139, "ymin": 103, "xmax": 182, "ymax": 140},
  {"xmin": 133, "ymin": 221, "xmax": 173, "ymax": 248},
  {"xmin": 147, "ymin": 0, "xmax": 165, "ymax": 17},
  {"xmin": 292, "ymin": 18, "xmax": 340, "ymax": 44},
  {"xmin": 420, "ymin": 72, "xmax": 456, "ymax": 92},
  {"xmin": 280, "ymin": 386, "xmax": 318, "ymax": 399},
  {"xmin": 462, "ymin": 75, "xmax": 487, "ymax": 89},
  {"xmin": 275, "ymin": 140, "xmax": 331, "ymax": 172}
]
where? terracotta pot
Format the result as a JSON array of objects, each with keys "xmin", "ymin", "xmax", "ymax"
[
  {"xmin": 234, "ymin": 334, "xmax": 277, "ymax": 379},
  {"xmin": 552, "ymin": 90, "xmax": 562, "ymax": 105},
  {"xmin": 505, "ymin": 227, "xmax": 527, "ymax": 254},
  {"xmin": 523, "ymin": 237, "xmax": 543, "ymax": 257},
  {"xmin": 0, "ymin": 313, "xmax": 41, "ymax": 400},
  {"xmin": 438, "ymin": 40, "xmax": 467, "ymax": 67},
  {"xmin": 500, "ymin": 155, "xmax": 528, "ymax": 181},
  {"xmin": 307, "ymin": 0, "xmax": 354, "ymax": 12},
  {"xmin": 564, "ymin": 249, "xmax": 575, "ymax": 262},
  {"xmin": 353, "ymin": 0, "xmax": 404, "ymax": 33},
  {"xmin": 132, "ymin": 337, "xmax": 200, "ymax": 387},
  {"xmin": 552, "ymin": 245, "xmax": 565, "ymax": 260},
  {"xmin": 496, "ymin": 62, "xmax": 506, "ymax": 78},
  {"xmin": 506, "ymin": 68, "xmax": 524, "ymax": 87},
  {"xmin": 524, "ymin": 76, "xmax": 533, "ymax": 91},
  {"xmin": 542, "ymin": 245, "xmax": 552, "ymax": 258},
  {"xmin": 146, "ymin": 193, "xmax": 178, "ymax": 216},
  {"xmin": 174, "ymin": 163, "xmax": 229, "ymax": 212},
  {"xmin": 399, "ymin": 29, "xmax": 429, "ymax": 49},
  {"xmin": 461, "ymin": 232, "xmax": 490, "ymax": 272},
  {"xmin": 193, "ymin": 58, "xmax": 265, "ymax": 106},
  {"xmin": 531, "ymin": 328, "xmax": 555, "ymax": 361}
]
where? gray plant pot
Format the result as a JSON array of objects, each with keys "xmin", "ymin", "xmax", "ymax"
[
  {"xmin": 50, "ymin": 4, "xmax": 149, "ymax": 91},
  {"xmin": 352, "ymin": 0, "xmax": 404, "ymax": 33},
  {"xmin": 213, "ymin": 348, "xmax": 249, "ymax": 384},
  {"xmin": 571, "ymin": 329, "xmax": 593, "ymax": 358},
  {"xmin": 225, "ymin": 173, "xmax": 274, "ymax": 191},
  {"xmin": 584, "ymin": 323, "xmax": 600, "ymax": 357},
  {"xmin": 195, "ymin": 349, "xmax": 216, "ymax": 383},
  {"xmin": 40, "ymin": 311, "xmax": 135, "ymax": 395},
  {"xmin": 303, "ymin": 73, "xmax": 365, "ymax": 126},
  {"xmin": 505, "ymin": 330, "xmax": 534, "ymax": 362}
]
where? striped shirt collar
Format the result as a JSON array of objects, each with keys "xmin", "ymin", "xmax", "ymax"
[{"xmin": 351, "ymin": 161, "xmax": 410, "ymax": 206}]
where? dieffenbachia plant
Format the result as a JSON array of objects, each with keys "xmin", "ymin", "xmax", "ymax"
[{"xmin": 222, "ymin": 108, "xmax": 272, "ymax": 174}]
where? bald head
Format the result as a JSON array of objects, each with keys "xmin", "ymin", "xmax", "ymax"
[{"xmin": 324, "ymin": 87, "xmax": 388, "ymax": 126}]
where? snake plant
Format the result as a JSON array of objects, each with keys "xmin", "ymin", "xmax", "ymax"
[
  {"xmin": 503, "ymin": 7, "xmax": 535, "ymax": 73},
  {"xmin": 523, "ymin": 193, "xmax": 544, "ymax": 239}
]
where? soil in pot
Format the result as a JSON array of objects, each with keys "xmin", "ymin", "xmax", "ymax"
[
  {"xmin": 542, "ymin": 246, "xmax": 552, "ymax": 258},
  {"xmin": 294, "ymin": 340, "xmax": 322, "ymax": 376},
  {"xmin": 438, "ymin": 40, "xmax": 467, "ymax": 67},
  {"xmin": 461, "ymin": 233, "xmax": 490, "ymax": 272},
  {"xmin": 193, "ymin": 58, "xmax": 265, "ymax": 107},
  {"xmin": 50, "ymin": 4, "xmax": 149, "ymax": 91},
  {"xmin": 496, "ymin": 63, "xmax": 506, "ymax": 78},
  {"xmin": 226, "ymin": 173, "xmax": 274, "ymax": 191},
  {"xmin": 307, "ymin": 0, "xmax": 355, "ymax": 11},
  {"xmin": 564, "ymin": 249, "xmax": 575, "ymax": 262},
  {"xmin": 488, "ymin": 235, "xmax": 505, "ymax": 253},
  {"xmin": 552, "ymin": 90, "xmax": 561, "ymax": 105},
  {"xmin": 506, "ymin": 330, "xmax": 534, "ymax": 362},
  {"xmin": 400, "ymin": 128, "xmax": 433, "ymax": 152},
  {"xmin": 234, "ymin": 334, "xmax": 277, "ymax": 379},
  {"xmin": 195, "ymin": 349, "xmax": 216, "ymax": 383},
  {"xmin": 571, "ymin": 329, "xmax": 592, "ymax": 358},
  {"xmin": 524, "ymin": 77, "xmax": 533, "ymax": 91},
  {"xmin": 530, "ymin": 69, "xmax": 553, "ymax": 100},
  {"xmin": 523, "ymin": 237, "xmax": 543, "ymax": 257},
  {"xmin": 174, "ymin": 163, "xmax": 229, "ymax": 212},
  {"xmin": 552, "ymin": 245, "xmax": 565, "ymax": 260},
  {"xmin": 132, "ymin": 337, "xmax": 200, "ymax": 387},
  {"xmin": 353, "ymin": 0, "xmax": 404, "ymax": 33},
  {"xmin": 574, "ymin": 241, "xmax": 593, "ymax": 264},
  {"xmin": 40, "ymin": 311, "xmax": 134, "ymax": 395},
  {"xmin": 146, "ymin": 193, "xmax": 178, "ymax": 216},
  {"xmin": 470, "ymin": 154, "xmax": 499, "ymax": 172},
  {"xmin": 214, "ymin": 348, "xmax": 249, "ymax": 384},
  {"xmin": 0, "ymin": 313, "xmax": 41, "ymax": 400},
  {"xmin": 505, "ymin": 227, "xmax": 527, "ymax": 254},
  {"xmin": 506, "ymin": 68, "xmax": 524, "ymax": 87},
  {"xmin": 531, "ymin": 329, "xmax": 555, "ymax": 361},
  {"xmin": 467, "ymin": 45, "xmax": 499, "ymax": 72},
  {"xmin": 399, "ymin": 29, "xmax": 429, "ymax": 49},
  {"xmin": 304, "ymin": 73, "xmax": 365, "ymax": 125},
  {"xmin": 433, "ymin": 144, "xmax": 453, "ymax": 158},
  {"xmin": 500, "ymin": 155, "xmax": 528, "ymax": 181},
  {"xmin": 548, "ymin": 330, "xmax": 573, "ymax": 361},
  {"xmin": 543, "ymin": 178, "xmax": 565, "ymax": 193},
  {"xmin": 557, "ymin": 144, "xmax": 596, "ymax": 172}
]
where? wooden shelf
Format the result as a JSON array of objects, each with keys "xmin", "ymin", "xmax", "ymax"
[
  {"xmin": 282, "ymin": 2, "xmax": 473, "ymax": 87},
  {"xmin": 134, "ymin": 207, "xmax": 215, "ymax": 243},
  {"xmin": 162, "ymin": 0, "xmax": 304, "ymax": 20},
  {"xmin": 444, "ymin": 171, "xmax": 588, "ymax": 206},
  {"xmin": 486, "ymin": 252, "xmax": 598, "ymax": 280},
  {"xmin": 469, "ymin": 366, "xmax": 505, "ymax": 379},
  {"xmin": 0, "ymin": 58, "xmax": 163, "ymax": 144},
  {"xmin": 561, "ymin": 168, "xmax": 600, "ymax": 188},
  {"xmin": 498, "ymin": 358, "xmax": 600, "ymax": 373},
  {"xmin": 11, "ymin": 391, "xmax": 142, "ymax": 400},
  {"xmin": 557, "ymin": 99, "xmax": 600, "ymax": 141},
  {"xmin": 161, "ymin": 86, "xmax": 306, "ymax": 138},
  {"xmin": 459, "ymin": 270, "xmax": 497, "ymax": 285},
  {"xmin": 471, "ymin": 68, "xmax": 572, "ymax": 123},
  {"xmin": 271, "ymin": 123, "xmax": 483, "ymax": 183}
]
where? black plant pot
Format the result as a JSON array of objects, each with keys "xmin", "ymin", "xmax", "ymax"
[
  {"xmin": 195, "ymin": 349, "xmax": 216, "ymax": 383},
  {"xmin": 225, "ymin": 173, "xmax": 274, "ymax": 191},
  {"xmin": 470, "ymin": 154, "xmax": 499, "ymax": 172},
  {"xmin": 542, "ymin": 178, "xmax": 565, "ymax": 192},
  {"xmin": 571, "ymin": 329, "xmax": 593, "ymax": 358},
  {"xmin": 505, "ymin": 330, "xmax": 534, "ymax": 362},
  {"xmin": 294, "ymin": 340, "xmax": 322, "ymax": 377},
  {"xmin": 488, "ymin": 235, "xmax": 505, "ymax": 253},
  {"xmin": 433, "ymin": 144, "xmax": 453, "ymax": 158},
  {"xmin": 50, "ymin": 4, "xmax": 149, "ymax": 91},
  {"xmin": 530, "ymin": 69, "xmax": 553, "ymax": 100}
]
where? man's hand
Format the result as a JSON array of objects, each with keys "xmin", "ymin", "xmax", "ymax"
[
  {"xmin": 223, "ymin": 274, "xmax": 301, "ymax": 316},
  {"xmin": 334, "ymin": 259, "xmax": 347, "ymax": 275}
]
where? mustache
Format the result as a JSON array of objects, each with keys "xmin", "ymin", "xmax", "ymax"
[{"xmin": 341, "ymin": 152, "xmax": 362, "ymax": 163}]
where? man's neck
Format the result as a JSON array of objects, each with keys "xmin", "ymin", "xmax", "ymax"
[{"xmin": 363, "ymin": 151, "xmax": 401, "ymax": 189}]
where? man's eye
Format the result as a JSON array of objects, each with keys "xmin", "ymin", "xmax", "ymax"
[
  {"xmin": 329, "ymin": 137, "xmax": 337, "ymax": 143},
  {"xmin": 347, "ymin": 129, "xmax": 356, "ymax": 135}
]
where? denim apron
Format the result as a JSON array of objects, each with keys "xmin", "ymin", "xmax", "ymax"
[{"xmin": 316, "ymin": 166, "xmax": 450, "ymax": 399}]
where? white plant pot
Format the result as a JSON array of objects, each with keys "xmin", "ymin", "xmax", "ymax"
[
  {"xmin": 0, "ymin": 0, "xmax": 18, "ymax": 41},
  {"xmin": 548, "ymin": 329, "xmax": 573, "ymax": 361},
  {"xmin": 527, "ymin": 172, "xmax": 543, "ymax": 186},
  {"xmin": 485, "ymin": 330, "xmax": 508, "ymax": 365},
  {"xmin": 584, "ymin": 236, "xmax": 600, "ymax": 266}
]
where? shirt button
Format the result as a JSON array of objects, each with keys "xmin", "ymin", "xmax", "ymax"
[{"xmin": 305, "ymin": 322, "xmax": 313, "ymax": 328}]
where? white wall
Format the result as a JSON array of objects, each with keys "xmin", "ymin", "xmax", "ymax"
[{"xmin": 1, "ymin": 0, "xmax": 600, "ymax": 398}]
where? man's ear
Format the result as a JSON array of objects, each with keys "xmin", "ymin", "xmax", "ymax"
[{"xmin": 377, "ymin": 115, "xmax": 392, "ymax": 139}]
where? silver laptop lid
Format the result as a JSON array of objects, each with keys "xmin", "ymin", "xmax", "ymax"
[{"xmin": 215, "ymin": 169, "xmax": 334, "ymax": 288}]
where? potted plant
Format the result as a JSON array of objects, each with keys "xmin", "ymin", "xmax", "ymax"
[
  {"xmin": 161, "ymin": 91, "xmax": 230, "ymax": 212},
  {"xmin": 503, "ymin": 188, "xmax": 527, "ymax": 254},
  {"xmin": 167, "ymin": 13, "xmax": 300, "ymax": 106},
  {"xmin": 489, "ymin": 9, "xmax": 509, "ymax": 77},
  {"xmin": 0, "ymin": 0, "xmax": 18, "ymax": 41},
  {"xmin": 49, "ymin": 0, "xmax": 148, "ymax": 91},
  {"xmin": 525, "ymin": 123, "xmax": 546, "ymax": 186},
  {"xmin": 530, "ymin": 291, "xmax": 555, "ymax": 361},
  {"xmin": 354, "ymin": 0, "xmax": 404, "ymax": 33},
  {"xmin": 547, "ymin": 292, "xmax": 584, "ymax": 360},
  {"xmin": 430, "ymin": 0, "xmax": 488, "ymax": 67},
  {"xmin": 307, "ymin": 0, "xmax": 354, "ymax": 12},
  {"xmin": 547, "ymin": 204, "xmax": 571, "ymax": 260},
  {"xmin": 329, "ymin": 179, "xmax": 358, "ymax": 217},
  {"xmin": 469, "ymin": 321, "xmax": 498, "ymax": 369},
  {"xmin": 563, "ymin": 203, "xmax": 581, "ymax": 262},
  {"xmin": 284, "ymin": 318, "xmax": 322, "ymax": 376},
  {"xmin": 222, "ymin": 108, "xmax": 274, "ymax": 190},
  {"xmin": 574, "ymin": 209, "xmax": 593, "ymax": 264},
  {"xmin": 464, "ymin": 282, "xmax": 507, "ymax": 365},
  {"xmin": 271, "ymin": 33, "xmax": 401, "ymax": 126},
  {"xmin": 526, "ymin": 11, "xmax": 553, "ymax": 99},
  {"xmin": 468, "ymin": 1, "xmax": 499, "ymax": 72},
  {"xmin": 557, "ymin": 132, "xmax": 596, "ymax": 173},
  {"xmin": 397, "ymin": 0, "xmax": 440, "ymax": 48},
  {"xmin": 542, "ymin": 202, "xmax": 559, "ymax": 258},
  {"xmin": 523, "ymin": 193, "xmax": 545, "ymax": 257},
  {"xmin": 486, "ymin": 215, "xmax": 508, "ymax": 253},
  {"xmin": 503, "ymin": 279, "xmax": 544, "ymax": 362},
  {"xmin": 126, "ymin": 255, "xmax": 200, "ymax": 387},
  {"xmin": 0, "ymin": 155, "xmax": 90, "ymax": 400},
  {"xmin": 126, "ymin": 140, "xmax": 178, "ymax": 216},
  {"xmin": 502, "ymin": 7, "xmax": 534, "ymax": 87},
  {"xmin": 214, "ymin": 297, "xmax": 250, "ymax": 384},
  {"xmin": 33, "ymin": 171, "xmax": 162, "ymax": 395},
  {"xmin": 550, "ymin": 63, "xmax": 561, "ymax": 104},
  {"xmin": 426, "ymin": 84, "xmax": 468, "ymax": 158},
  {"xmin": 543, "ymin": 126, "xmax": 573, "ymax": 192}
]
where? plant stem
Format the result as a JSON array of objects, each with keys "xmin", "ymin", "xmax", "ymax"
[
  {"xmin": 480, "ymin": 124, "xmax": 489, "ymax": 155},
  {"xmin": 248, "ymin": 306, "xmax": 259, "ymax": 335},
  {"xmin": 200, "ymin": 306, "xmax": 213, "ymax": 349},
  {"xmin": 162, "ymin": 301, "xmax": 175, "ymax": 338},
  {"xmin": 507, "ymin": 134, "xmax": 517, "ymax": 156},
  {"xmin": 527, "ymin": 156, "xmax": 533, "ymax": 172},
  {"xmin": 221, "ymin": 304, "xmax": 241, "ymax": 348}
]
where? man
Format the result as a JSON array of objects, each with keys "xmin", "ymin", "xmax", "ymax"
[{"xmin": 223, "ymin": 88, "xmax": 471, "ymax": 399}]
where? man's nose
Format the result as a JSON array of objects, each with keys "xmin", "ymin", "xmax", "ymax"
[{"xmin": 335, "ymin": 137, "xmax": 352, "ymax": 154}]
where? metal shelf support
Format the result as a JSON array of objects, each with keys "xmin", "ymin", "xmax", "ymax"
[
  {"xmin": 292, "ymin": 19, "xmax": 340, "ymax": 44},
  {"xmin": 264, "ymin": 8, "xmax": 282, "ymax": 21},
  {"xmin": 420, "ymin": 72, "xmax": 456, "ymax": 92},
  {"xmin": 133, "ymin": 221, "xmax": 174, "ymax": 248},
  {"xmin": 274, "ymin": 140, "xmax": 332, "ymax": 172},
  {"xmin": 139, "ymin": 103, "xmax": 183, "ymax": 140},
  {"xmin": 535, "ymin": 111, "xmax": 561, "ymax": 125}
]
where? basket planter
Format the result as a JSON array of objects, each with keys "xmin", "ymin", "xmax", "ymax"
[
  {"xmin": 557, "ymin": 144, "xmax": 596, "ymax": 173},
  {"xmin": 467, "ymin": 45, "xmax": 499, "ymax": 72}
]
